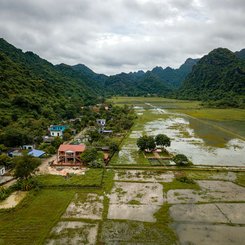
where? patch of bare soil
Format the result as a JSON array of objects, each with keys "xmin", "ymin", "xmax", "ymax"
[
  {"xmin": 174, "ymin": 223, "xmax": 245, "ymax": 245},
  {"xmin": 0, "ymin": 191, "xmax": 27, "ymax": 209}
]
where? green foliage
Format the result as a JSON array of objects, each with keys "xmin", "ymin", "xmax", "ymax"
[
  {"xmin": 0, "ymin": 189, "xmax": 75, "ymax": 244},
  {"xmin": 176, "ymin": 176, "xmax": 195, "ymax": 184},
  {"xmin": 109, "ymin": 141, "xmax": 119, "ymax": 154},
  {"xmin": 0, "ymin": 154, "xmax": 14, "ymax": 168},
  {"xmin": 177, "ymin": 48, "xmax": 245, "ymax": 108},
  {"xmin": 14, "ymin": 178, "xmax": 39, "ymax": 191},
  {"xmin": 0, "ymin": 38, "xmax": 100, "ymax": 147},
  {"xmin": 88, "ymin": 130, "xmax": 101, "ymax": 143},
  {"xmin": 80, "ymin": 148, "xmax": 98, "ymax": 164},
  {"xmin": 14, "ymin": 154, "xmax": 41, "ymax": 179},
  {"xmin": 137, "ymin": 135, "xmax": 156, "ymax": 151},
  {"xmin": 173, "ymin": 154, "xmax": 192, "ymax": 167},
  {"xmin": 155, "ymin": 134, "xmax": 171, "ymax": 148}
]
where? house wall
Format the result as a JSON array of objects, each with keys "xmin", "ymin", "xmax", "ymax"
[
  {"xmin": 0, "ymin": 167, "xmax": 5, "ymax": 176},
  {"xmin": 50, "ymin": 130, "xmax": 63, "ymax": 137}
]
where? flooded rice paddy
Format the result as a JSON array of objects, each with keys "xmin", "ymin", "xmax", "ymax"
[{"xmin": 113, "ymin": 102, "xmax": 245, "ymax": 166}]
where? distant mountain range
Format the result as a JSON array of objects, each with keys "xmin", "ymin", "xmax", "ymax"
[{"xmin": 0, "ymin": 38, "xmax": 244, "ymax": 128}]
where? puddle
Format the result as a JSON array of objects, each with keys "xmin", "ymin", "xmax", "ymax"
[
  {"xmin": 174, "ymin": 223, "xmax": 245, "ymax": 245},
  {"xmin": 167, "ymin": 180, "xmax": 245, "ymax": 204},
  {"xmin": 108, "ymin": 182, "xmax": 164, "ymax": 222},
  {"xmin": 145, "ymin": 116, "xmax": 245, "ymax": 166},
  {"xmin": 170, "ymin": 204, "xmax": 228, "ymax": 223},
  {"xmin": 0, "ymin": 191, "xmax": 27, "ymax": 209},
  {"xmin": 109, "ymin": 182, "xmax": 164, "ymax": 205},
  {"xmin": 108, "ymin": 204, "xmax": 159, "ymax": 222}
]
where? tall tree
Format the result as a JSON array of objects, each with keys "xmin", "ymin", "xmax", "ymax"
[
  {"xmin": 155, "ymin": 134, "xmax": 171, "ymax": 148},
  {"xmin": 14, "ymin": 155, "xmax": 40, "ymax": 179}
]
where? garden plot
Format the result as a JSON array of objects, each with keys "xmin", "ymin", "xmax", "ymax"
[
  {"xmin": 45, "ymin": 221, "xmax": 98, "ymax": 245},
  {"xmin": 114, "ymin": 170, "xmax": 174, "ymax": 182},
  {"xmin": 63, "ymin": 193, "xmax": 103, "ymax": 220},
  {"xmin": 174, "ymin": 223, "xmax": 245, "ymax": 245},
  {"xmin": 167, "ymin": 180, "xmax": 245, "ymax": 204},
  {"xmin": 108, "ymin": 182, "xmax": 164, "ymax": 222}
]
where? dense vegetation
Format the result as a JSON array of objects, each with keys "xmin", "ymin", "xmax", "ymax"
[
  {"xmin": 176, "ymin": 48, "xmax": 245, "ymax": 108},
  {"xmin": 0, "ymin": 38, "xmax": 102, "ymax": 146},
  {"xmin": 0, "ymin": 38, "xmax": 244, "ymax": 146}
]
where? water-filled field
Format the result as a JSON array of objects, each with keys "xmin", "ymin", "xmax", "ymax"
[{"xmin": 110, "ymin": 97, "xmax": 245, "ymax": 166}]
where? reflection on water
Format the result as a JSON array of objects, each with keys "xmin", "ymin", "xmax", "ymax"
[{"xmin": 145, "ymin": 115, "xmax": 245, "ymax": 166}]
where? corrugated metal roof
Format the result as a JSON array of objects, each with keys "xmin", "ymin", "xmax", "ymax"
[{"xmin": 28, "ymin": 149, "xmax": 45, "ymax": 158}]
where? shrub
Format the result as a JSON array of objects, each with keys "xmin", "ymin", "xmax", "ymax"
[
  {"xmin": 176, "ymin": 176, "xmax": 195, "ymax": 184},
  {"xmin": 173, "ymin": 154, "xmax": 192, "ymax": 167}
]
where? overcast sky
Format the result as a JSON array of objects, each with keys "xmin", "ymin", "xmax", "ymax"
[{"xmin": 0, "ymin": 0, "xmax": 244, "ymax": 74}]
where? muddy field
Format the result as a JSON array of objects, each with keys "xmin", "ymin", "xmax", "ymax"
[
  {"xmin": 1, "ymin": 169, "xmax": 244, "ymax": 244},
  {"xmin": 111, "ymin": 97, "xmax": 245, "ymax": 166},
  {"xmin": 40, "ymin": 169, "xmax": 245, "ymax": 244}
]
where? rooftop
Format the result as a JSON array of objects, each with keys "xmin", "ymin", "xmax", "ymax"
[{"xmin": 58, "ymin": 144, "xmax": 86, "ymax": 152}]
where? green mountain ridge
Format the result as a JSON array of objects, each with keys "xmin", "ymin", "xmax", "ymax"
[{"xmin": 177, "ymin": 48, "xmax": 245, "ymax": 107}]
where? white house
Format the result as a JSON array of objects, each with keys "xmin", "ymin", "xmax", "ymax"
[
  {"xmin": 22, "ymin": 145, "xmax": 34, "ymax": 150},
  {"xmin": 96, "ymin": 119, "xmax": 106, "ymax": 133},
  {"xmin": 49, "ymin": 125, "xmax": 67, "ymax": 137},
  {"xmin": 0, "ymin": 166, "xmax": 5, "ymax": 176}
]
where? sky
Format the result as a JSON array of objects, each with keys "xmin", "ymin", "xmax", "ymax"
[{"xmin": 0, "ymin": 0, "xmax": 244, "ymax": 75}]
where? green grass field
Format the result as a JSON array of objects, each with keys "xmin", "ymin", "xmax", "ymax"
[
  {"xmin": 35, "ymin": 169, "xmax": 104, "ymax": 188},
  {"xmin": 109, "ymin": 96, "xmax": 201, "ymax": 109},
  {"xmin": 0, "ymin": 189, "xmax": 75, "ymax": 245}
]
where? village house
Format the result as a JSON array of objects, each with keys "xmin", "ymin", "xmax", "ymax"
[
  {"xmin": 96, "ymin": 119, "xmax": 106, "ymax": 133},
  {"xmin": 8, "ymin": 148, "xmax": 45, "ymax": 158},
  {"xmin": 0, "ymin": 165, "xmax": 5, "ymax": 176},
  {"xmin": 57, "ymin": 144, "xmax": 86, "ymax": 165},
  {"xmin": 22, "ymin": 145, "xmax": 34, "ymax": 150},
  {"xmin": 49, "ymin": 125, "xmax": 68, "ymax": 137}
]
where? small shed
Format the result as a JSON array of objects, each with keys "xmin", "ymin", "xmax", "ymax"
[{"xmin": 0, "ymin": 166, "xmax": 5, "ymax": 176}]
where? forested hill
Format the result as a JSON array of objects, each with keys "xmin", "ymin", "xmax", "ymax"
[
  {"xmin": 71, "ymin": 57, "xmax": 198, "ymax": 96},
  {"xmin": 0, "ymin": 38, "xmax": 102, "ymax": 142},
  {"xmin": 177, "ymin": 48, "xmax": 245, "ymax": 108}
]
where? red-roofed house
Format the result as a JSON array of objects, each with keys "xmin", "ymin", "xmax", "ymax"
[{"xmin": 57, "ymin": 144, "xmax": 86, "ymax": 165}]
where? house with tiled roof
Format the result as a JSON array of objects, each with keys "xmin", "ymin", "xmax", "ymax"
[{"xmin": 57, "ymin": 144, "xmax": 86, "ymax": 165}]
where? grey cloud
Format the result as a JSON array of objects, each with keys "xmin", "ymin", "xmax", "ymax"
[{"xmin": 0, "ymin": 0, "xmax": 244, "ymax": 75}]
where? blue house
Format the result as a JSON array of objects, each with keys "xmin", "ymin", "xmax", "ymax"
[{"xmin": 49, "ymin": 125, "xmax": 68, "ymax": 137}]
